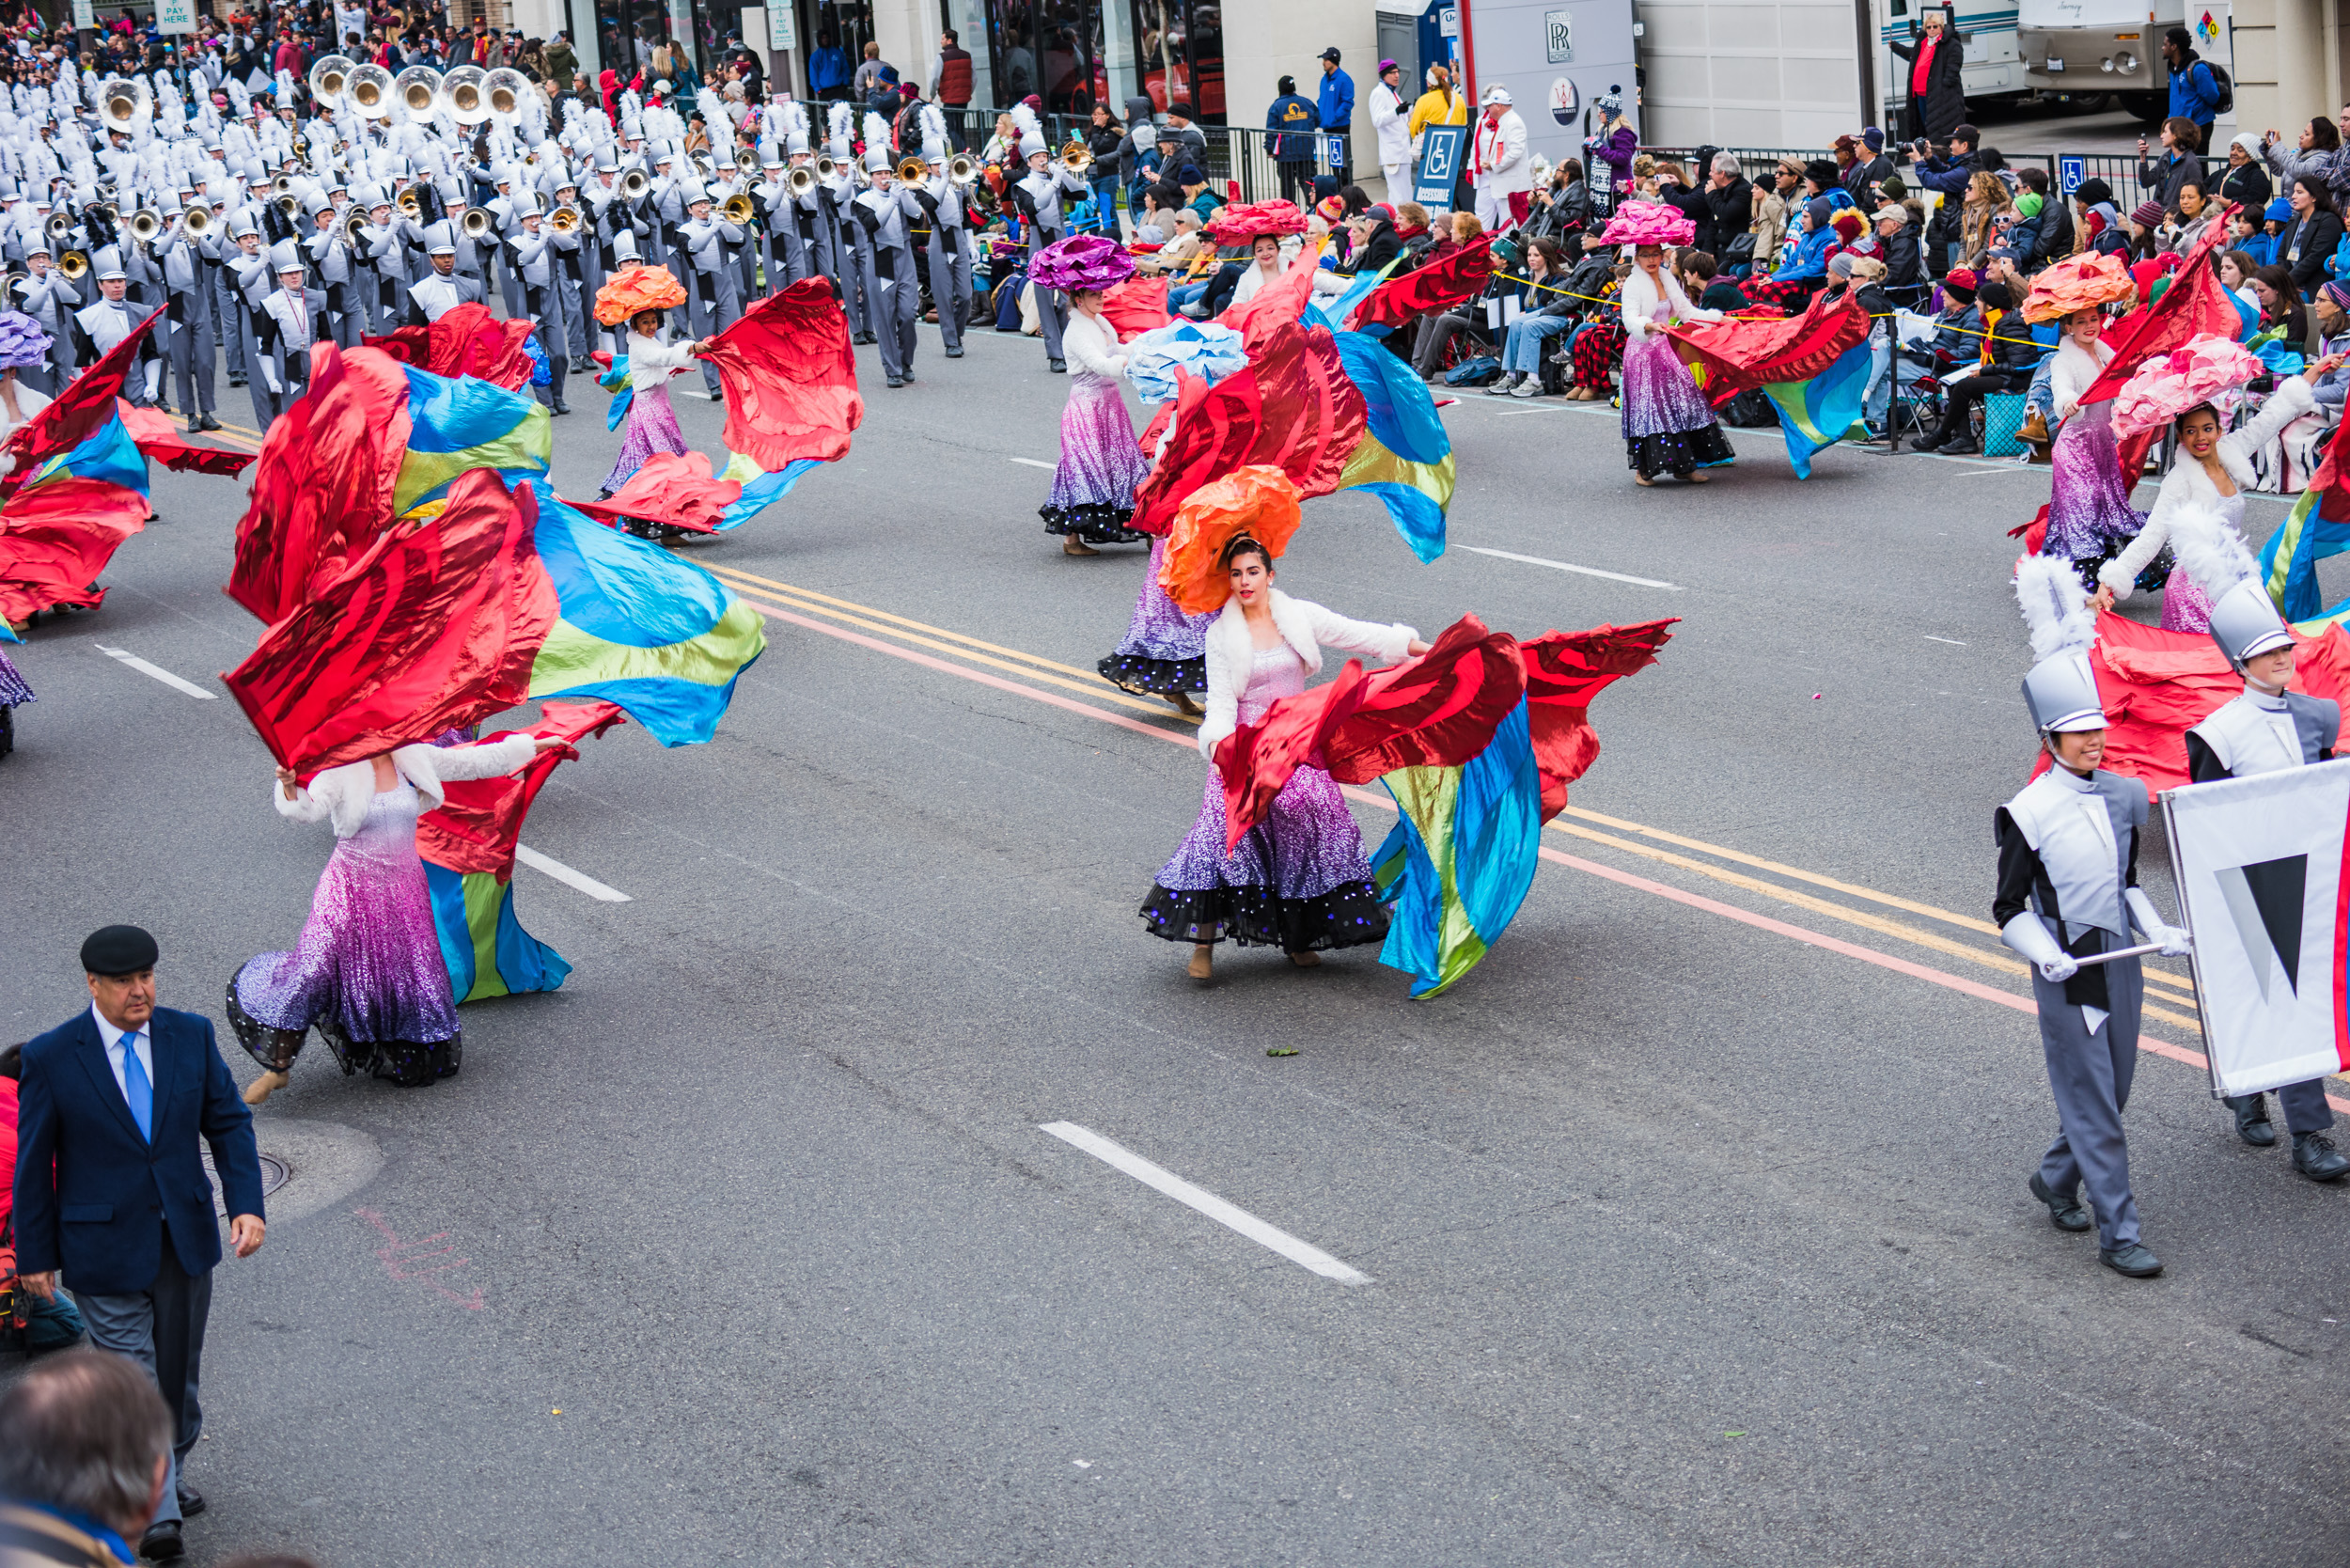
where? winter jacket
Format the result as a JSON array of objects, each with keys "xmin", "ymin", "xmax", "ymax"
[
  {"xmin": 2279, "ymin": 207, "xmax": 2344, "ymax": 295},
  {"xmin": 2217, "ymin": 158, "xmax": 2273, "ymax": 212},
  {"xmin": 1265, "ymin": 92, "xmax": 1316, "ymax": 161},
  {"xmin": 1699, "ymin": 175, "xmax": 1750, "ymax": 256},
  {"xmin": 2166, "ymin": 51, "xmax": 2221, "ymax": 125},
  {"xmin": 1316, "ymin": 67, "xmax": 1355, "ymax": 133},
  {"xmin": 1879, "ymin": 219, "xmax": 1926, "ymax": 294},
  {"xmin": 2138, "ymin": 149, "xmax": 2198, "ymax": 212},
  {"xmin": 1889, "ymin": 28, "xmax": 1968, "ymax": 138}
]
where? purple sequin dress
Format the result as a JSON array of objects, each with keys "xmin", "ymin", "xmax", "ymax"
[
  {"xmin": 1139, "ymin": 646, "xmax": 1392, "ymax": 951},
  {"xmin": 1622, "ymin": 310, "xmax": 1733, "ymax": 478},
  {"xmin": 2156, "ymin": 491, "xmax": 2238, "ymax": 633},
  {"xmin": 600, "ymin": 381, "xmax": 691, "ymax": 496},
  {"xmin": 227, "ymin": 783, "xmax": 462, "ymax": 1087},
  {"xmin": 1100, "ymin": 537, "xmax": 1214, "ymax": 695},
  {"xmin": 0, "ymin": 646, "xmax": 30, "ymax": 759},
  {"xmin": 1041, "ymin": 372, "xmax": 1150, "ymax": 544},
  {"xmin": 2042, "ymin": 412, "xmax": 2148, "ymax": 584}
]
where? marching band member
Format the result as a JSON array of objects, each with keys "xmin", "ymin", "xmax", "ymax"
[
  {"xmin": 788, "ymin": 120, "xmax": 838, "ymax": 289},
  {"xmin": 675, "ymin": 180, "xmax": 744, "ymax": 400},
  {"xmin": 402, "ymin": 228, "xmax": 484, "ymax": 323},
  {"xmin": 751, "ymin": 156, "xmax": 791, "ymax": 294},
  {"xmin": 302, "ymin": 186, "xmax": 362, "ymax": 348},
  {"xmin": 1010, "ymin": 103, "xmax": 1089, "ymax": 373},
  {"xmin": 824, "ymin": 103, "xmax": 869, "ymax": 343},
  {"xmin": 914, "ymin": 110, "xmax": 973, "ymax": 358},
  {"xmin": 505, "ymin": 196, "xmax": 572, "ymax": 416},
  {"xmin": 853, "ymin": 133, "xmax": 922, "ymax": 388},
  {"xmin": 354, "ymin": 181, "xmax": 407, "ymax": 336},
  {"xmin": 155, "ymin": 201, "xmax": 223, "ymax": 431},
  {"xmin": 550, "ymin": 175, "xmax": 594, "ymax": 370},
  {"xmin": 2000, "ymin": 555, "xmax": 2193, "ymax": 1278},
  {"xmin": 226, "ymin": 217, "xmax": 276, "ymax": 431},
  {"xmin": 70, "ymin": 263, "xmax": 162, "ymax": 407},
  {"xmin": 12, "ymin": 244, "xmax": 79, "ymax": 395},
  {"xmin": 251, "ymin": 238, "xmax": 324, "ymax": 424},
  {"xmin": 2169, "ymin": 503, "xmax": 2350, "ymax": 1179}
]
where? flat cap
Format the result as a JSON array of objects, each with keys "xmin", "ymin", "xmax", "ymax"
[{"xmin": 81, "ymin": 923, "xmax": 158, "ymax": 976}]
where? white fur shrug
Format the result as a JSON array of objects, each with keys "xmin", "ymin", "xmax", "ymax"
[
  {"xmin": 2102, "ymin": 375, "xmax": 2313, "ymax": 599},
  {"xmin": 272, "ymin": 735, "xmax": 540, "ymax": 838},
  {"xmin": 1198, "ymin": 589, "xmax": 1419, "ymax": 761}
]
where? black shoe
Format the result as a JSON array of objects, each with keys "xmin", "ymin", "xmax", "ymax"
[
  {"xmin": 885, "ymin": 375, "xmax": 903, "ymax": 388},
  {"xmin": 1939, "ymin": 437, "xmax": 1982, "ymax": 456},
  {"xmin": 2029, "ymin": 1172, "xmax": 2092, "ymax": 1231},
  {"xmin": 854, "ymin": 332, "xmax": 877, "ymax": 345},
  {"xmin": 2099, "ymin": 1242, "xmax": 2163, "ymax": 1278},
  {"xmin": 2294, "ymin": 1131, "xmax": 2350, "ymax": 1182},
  {"xmin": 177, "ymin": 1487, "xmax": 204, "ymax": 1518},
  {"xmin": 1910, "ymin": 431, "xmax": 1947, "ymax": 452},
  {"xmin": 227, "ymin": 374, "xmax": 246, "ymax": 387},
  {"xmin": 551, "ymin": 401, "xmax": 571, "ymax": 416},
  {"xmin": 1047, "ymin": 357, "xmax": 1066, "ymax": 373},
  {"xmin": 570, "ymin": 356, "xmax": 590, "ymax": 373},
  {"xmin": 2229, "ymin": 1093, "xmax": 2277, "ymax": 1147},
  {"xmin": 946, "ymin": 347, "xmax": 964, "ymax": 357},
  {"xmin": 193, "ymin": 415, "xmax": 222, "ymax": 432},
  {"xmin": 139, "ymin": 1520, "xmax": 184, "ymax": 1560},
  {"xmin": 901, "ymin": 369, "xmax": 916, "ymax": 383}
]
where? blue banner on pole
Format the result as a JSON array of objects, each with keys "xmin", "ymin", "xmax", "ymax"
[{"xmin": 1415, "ymin": 122, "xmax": 1466, "ymax": 206}]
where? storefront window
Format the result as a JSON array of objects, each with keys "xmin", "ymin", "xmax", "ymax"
[{"xmin": 979, "ymin": 0, "xmax": 1218, "ymax": 121}]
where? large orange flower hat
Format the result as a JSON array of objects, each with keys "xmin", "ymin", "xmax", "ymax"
[{"xmin": 595, "ymin": 264, "xmax": 689, "ymax": 326}]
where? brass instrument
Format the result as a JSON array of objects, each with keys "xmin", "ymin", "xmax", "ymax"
[
  {"xmin": 688, "ymin": 151, "xmax": 716, "ymax": 182},
  {"xmin": 484, "ymin": 68, "xmax": 528, "ymax": 118},
  {"xmin": 738, "ymin": 148, "xmax": 763, "ymax": 176},
  {"xmin": 550, "ymin": 204, "xmax": 582, "ymax": 234},
  {"xmin": 272, "ymin": 171, "xmax": 294, "ymax": 196},
  {"xmin": 58, "ymin": 250, "xmax": 87, "ymax": 279},
  {"xmin": 720, "ymin": 194, "xmax": 754, "ymax": 224},
  {"xmin": 898, "ymin": 156, "xmax": 928, "ymax": 183},
  {"xmin": 88, "ymin": 202, "xmax": 116, "ymax": 226},
  {"xmin": 43, "ymin": 212, "xmax": 70, "ymax": 241},
  {"xmin": 619, "ymin": 168, "xmax": 650, "ymax": 199},
  {"xmin": 276, "ymin": 193, "xmax": 300, "ymax": 217},
  {"xmin": 438, "ymin": 66, "xmax": 491, "ymax": 125},
  {"xmin": 814, "ymin": 154, "xmax": 838, "ymax": 181},
  {"xmin": 307, "ymin": 54, "xmax": 355, "ymax": 102},
  {"xmin": 1059, "ymin": 138, "xmax": 1091, "ymax": 172},
  {"xmin": 947, "ymin": 153, "xmax": 978, "ymax": 186},
  {"xmin": 397, "ymin": 190, "xmax": 423, "ymax": 219},
  {"xmin": 128, "ymin": 209, "xmax": 161, "ymax": 243},
  {"xmin": 393, "ymin": 64, "xmax": 442, "ymax": 114},
  {"xmin": 346, "ymin": 212, "xmax": 369, "ymax": 243},
  {"xmin": 787, "ymin": 165, "xmax": 817, "ymax": 196},
  {"xmin": 182, "ymin": 204, "xmax": 211, "ymax": 237},
  {"xmin": 461, "ymin": 208, "xmax": 494, "ymax": 239},
  {"xmin": 349, "ymin": 63, "xmax": 394, "ymax": 117},
  {"xmin": 99, "ymin": 76, "xmax": 149, "ymax": 133}
]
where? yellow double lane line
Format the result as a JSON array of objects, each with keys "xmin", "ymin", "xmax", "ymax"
[{"xmin": 700, "ymin": 558, "xmax": 2210, "ymax": 1031}]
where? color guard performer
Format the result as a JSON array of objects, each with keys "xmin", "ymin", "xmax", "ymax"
[
  {"xmin": 1010, "ymin": 103, "xmax": 1090, "ymax": 374},
  {"xmin": 1998, "ymin": 556, "xmax": 2192, "ymax": 1278}
]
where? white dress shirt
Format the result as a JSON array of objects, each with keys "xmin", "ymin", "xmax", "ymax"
[{"xmin": 89, "ymin": 999, "xmax": 153, "ymax": 1104}]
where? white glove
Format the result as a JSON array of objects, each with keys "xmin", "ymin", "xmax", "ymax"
[
  {"xmin": 2001, "ymin": 912, "xmax": 2078, "ymax": 983},
  {"xmin": 259, "ymin": 366, "xmax": 279, "ymax": 394},
  {"xmin": 2125, "ymin": 888, "xmax": 2191, "ymax": 958}
]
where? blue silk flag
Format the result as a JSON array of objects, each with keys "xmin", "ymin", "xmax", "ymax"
[
  {"xmin": 1762, "ymin": 341, "xmax": 1872, "ymax": 479},
  {"xmin": 1332, "ymin": 329, "xmax": 1454, "ymax": 563}
]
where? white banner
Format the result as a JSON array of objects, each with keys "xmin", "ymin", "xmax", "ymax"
[
  {"xmin": 70, "ymin": 0, "xmax": 93, "ymax": 30},
  {"xmin": 2164, "ymin": 758, "xmax": 2350, "ymax": 1097}
]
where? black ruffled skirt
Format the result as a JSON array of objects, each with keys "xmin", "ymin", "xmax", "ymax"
[
  {"xmin": 1626, "ymin": 424, "xmax": 1736, "ymax": 478},
  {"xmin": 1041, "ymin": 500, "xmax": 1150, "ymax": 544},
  {"xmin": 1139, "ymin": 882, "xmax": 1391, "ymax": 952}
]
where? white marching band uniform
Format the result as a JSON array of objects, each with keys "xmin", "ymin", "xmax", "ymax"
[{"xmin": 0, "ymin": 46, "xmax": 973, "ymax": 431}]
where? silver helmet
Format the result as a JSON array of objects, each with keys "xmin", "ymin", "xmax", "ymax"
[{"xmin": 2205, "ymin": 579, "xmax": 2296, "ymax": 670}]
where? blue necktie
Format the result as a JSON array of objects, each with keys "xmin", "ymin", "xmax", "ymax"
[{"xmin": 120, "ymin": 1033, "xmax": 152, "ymax": 1143}]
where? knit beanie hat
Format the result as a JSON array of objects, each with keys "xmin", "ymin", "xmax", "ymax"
[
  {"xmin": 1805, "ymin": 195, "xmax": 1836, "ymax": 227},
  {"xmin": 2015, "ymin": 191, "xmax": 2044, "ymax": 220},
  {"xmin": 1827, "ymin": 252, "xmax": 1856, "ymax": 278},
  {"xmin": 1831, "ymin": 209, "xmax": 1865, "ymax": 241}
]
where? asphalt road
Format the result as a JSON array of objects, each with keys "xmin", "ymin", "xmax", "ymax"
[{"xmin": 4, "ymin": 318, "xmax": 2348, "ymax": 1567}]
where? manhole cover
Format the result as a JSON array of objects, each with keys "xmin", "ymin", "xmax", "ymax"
[{"xmin": 201, "ymin": 1151, "xmax": 290, "ymax": 1216}]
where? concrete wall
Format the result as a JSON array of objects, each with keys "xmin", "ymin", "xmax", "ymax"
[
  {"xmin": 1637, "ymin": 0, "xmax": 1861, "ymax": 147},
  {"xmin": 1222, "ymin": 3, "xmax": 1380, "ymax": 175},
  {"xmin": 2231, "ymin": 0, "xmax": 2340, "ymax": 148}
]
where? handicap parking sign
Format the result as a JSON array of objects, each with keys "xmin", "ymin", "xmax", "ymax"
[{"xmin": 2059, "ymin": 155, "xmax": 2085, "ymax": 195}]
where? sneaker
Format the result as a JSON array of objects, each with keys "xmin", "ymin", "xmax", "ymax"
[
  {"xmin": 1509, "ymin": 379, "xmax": 1539, "ymax": 398},
  {"xmin": 1482, "ymin": 377, "xmax": 1517, "ymax": 396}
]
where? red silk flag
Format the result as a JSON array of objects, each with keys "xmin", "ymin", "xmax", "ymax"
[
  {"xmin": 364, "ymin": 302, "xmax": 538, "ymax": 389},
  {"xmin": 0, "ymin": 305, "xmax": 162, "ymax": 499},
  {"xmin": 1128, "ymin": 320, "xmax": 1369, "ymax": 536},
  {"xmin": 1519, "ymin": 619, "xmax": 1679, "ymax": 820},
  {"xmin": 567, "ymin": 450, "xmax": 744, "ymax": 535},
  {"xmin": 699, "ymin": 277, "xmax": 863, "ymax": 469},
  {"xmin": 1102, "ymin": 275, "xmax": 1172, "ymax": 341},
  {"xmin": 227, "ymin": 342, "xmax": 414, "ymax": 624},
  {"xmin": 223, "ymin": 470, "xmax": 559, "ymax": 780},
  {"xmin": 1212, "ymin": 661, "xmax": 1373, "ymax": 852},
  {"xmin": 1221, "ymin": 253, "xmax": 1318, "ymax": 345},
  {"xmin": 415, "ymin": 699, "xmax": 628, "ymax": 879},
  {"xmin": 0, "ymin": 475, "xmax": 151, "ymax": 623},
  {"xmin": 1353, "ymin": 233, "xmax": 1496, "ymax": 334},
  {"xmin": 1667, "ymin": 290, "xmax": 1871, "ymax": 403},
  {"xmin": 115, "ymin": 401, "xmax": 257, "ymax": 477}
]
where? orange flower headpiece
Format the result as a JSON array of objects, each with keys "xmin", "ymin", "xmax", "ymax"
[
  {"xmin": 1158, "ymin": 465, "xmax": 1305, "ymax": 616},
  {"xmin": 594, "ymin": 264, "xmax": 689, "ymax": 326},
  {"xmin": 2019, "ymin": 252, "xmax": 2135, "ymax": 323}
]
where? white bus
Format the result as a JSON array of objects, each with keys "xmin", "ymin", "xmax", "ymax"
[{"xmin": 2019, "ymin": 0, "xmax": 2190, "ymax": 121}]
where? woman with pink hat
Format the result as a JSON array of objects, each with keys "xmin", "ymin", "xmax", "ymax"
[
  {"xmin": 1600, "ymin": 201, "xmax": 1732, "ymax": 485},
  {"xmin": 2100, "ymin": 333, "xmax": 2345, "ymax": 629}
]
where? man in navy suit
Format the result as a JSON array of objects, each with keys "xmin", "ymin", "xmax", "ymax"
[{"xmin": 13, "ymin": 926, "xmax": 267, "ymax": 1564}]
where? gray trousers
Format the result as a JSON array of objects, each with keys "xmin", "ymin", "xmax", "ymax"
[
  {"xmin": 843, "ymin": 223, "xmax": 874, "ymax": 336},
  {"xmin": 323, "ymin": 279, "xmax": 363, "ymax": 348},
  {"xmin": 73, "ymin": 1234, "xmax": 212, "ymax": 1527},
  {"xmin": 926, "ymin": 227, "xmax": 972, "ymax": 350},
  {"xmin": 683, "ymin": 266, "xmax": 737, "ymax": 395},
  {"xmin": 166, "ymin": 289, "xmax": 214, "ymax": 415},
  {"xmin": 871, "ymin": 247, "xmax": 919, "ymax": 378},
  {"xmin": 521, "ymin": 282, "xmax": 570, "ymax": 405},
  {"xmin": 556, "ymin": 269, "xmax": 590, "ymax": 357},
  {"xmin": 1026, "ymin": 228, "xmax": 1067, "ymax": 359},
  {"xmin": 2034, "ymin": 957, "xmax": 2143, "ymax": 1250},
  {"xmin": 2230, "ymin": 1078, "xmax": 2337, "ymax": 1136}
]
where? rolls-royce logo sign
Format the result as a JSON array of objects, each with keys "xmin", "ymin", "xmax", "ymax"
[{"xmin": 1545, "ymin": 8, "xmax": 1574, "ymax": 63}]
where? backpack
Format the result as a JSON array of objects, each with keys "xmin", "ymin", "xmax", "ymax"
[
  {"xmin": 1445, "ymin": 355, "xmax": 1503, "ymax": 386},
  {"xmin": 1720, "ymin": 388, "xmax": 1778, "ymax": 427},
  {"xmin": 2200, "ymin": 59, "xmax": 2232, "ymax": 116}
]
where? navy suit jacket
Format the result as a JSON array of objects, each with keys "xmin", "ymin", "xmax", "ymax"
[{"xmin": 12, "ymin": 1005, "xmax": 265, "ymax": 1295}]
